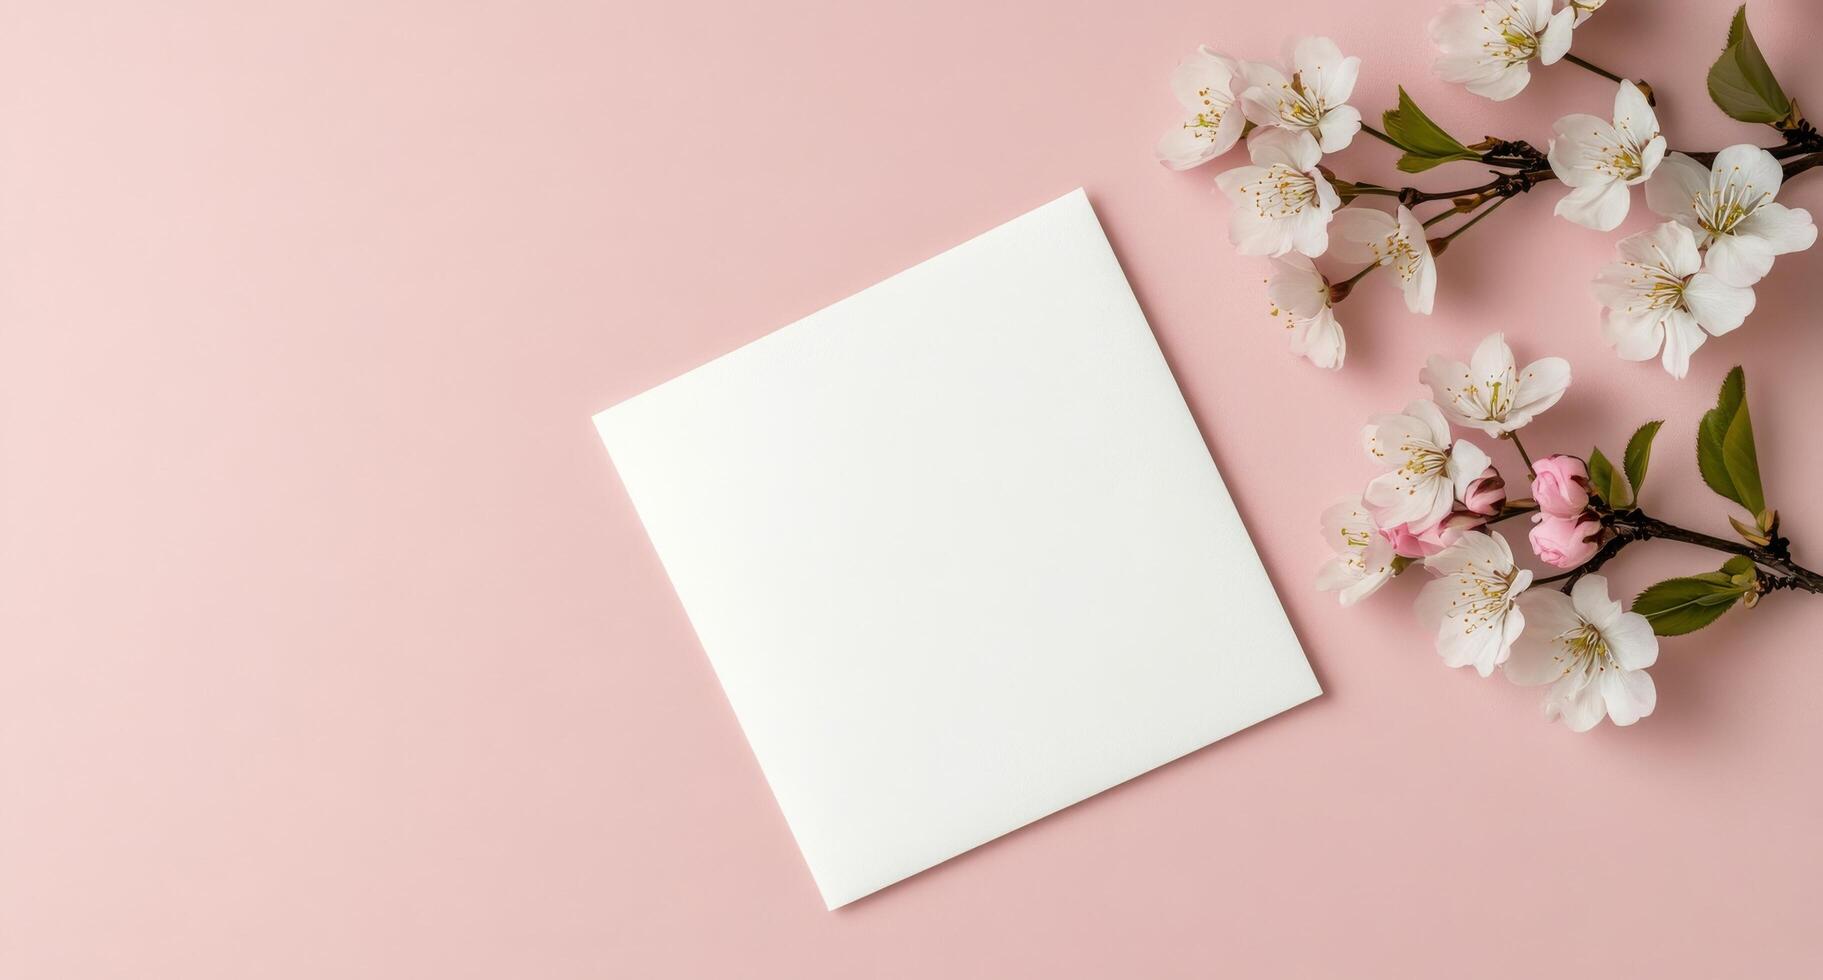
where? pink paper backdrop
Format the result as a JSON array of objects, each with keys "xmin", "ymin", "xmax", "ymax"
[{"xmin": 5, "ymin": 1, "xmax": 1821, "ymax": 976}]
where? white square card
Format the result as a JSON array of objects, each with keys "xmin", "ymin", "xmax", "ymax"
[{"xmin": 595, "ymin": 189, "xmax": 1319, "ymax": 908}]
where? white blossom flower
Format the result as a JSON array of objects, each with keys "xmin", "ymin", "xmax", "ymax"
[
  {"xmin": 1547, "ymin": 80, "xmax": 1666, "ymax": 231},
  {"xmin": 1505, "ymin": 574, "xmax": 1658, "ymax": 732},
  {"xmin": 1567, "ymin": 0, "xmax": 1606, "ymax": 26},
  {"xmin": 1644, "ymin": 144, "xmax": 1818, "ymax": 287},
  {"xmin": 1238, "ymin": 37, "xmax": 1362, "ymax": 153},
  {"xmin": 1593, "ymin": 221, "xmax": 1755, "ymax": 379},
  {"xmin": 1420, "ymin": 332, "xmax": 1571, "ymax": 437},
  {"xmin": 1157, "ymin": 46, "xmax": 1247, "ymax": 170},
  {"xmin": 1362, "ymin": 399, "xmax": 1492, "ymax": 531},
  {"xmin": 1315, "ymin": 496, "xmax": 1396, "ymax": 605},
  {"xmin": 1328, "ymin": 205, "xmax": 1436, "ymax": 314},
  {"xmin": 1265, "ymin": 254, "xmax": 1346, "ymax": 369},
  {"xmin": 1215, "ymin": 128, "xmax": 1340, "ymax": 257},
  {"xmin": 1430, "ymin": 0, "xmax": 1573, "ymax": 101},
  {"xmin": 1416, "ymin": 530, "xmax": 1532, "ymax": 677}
]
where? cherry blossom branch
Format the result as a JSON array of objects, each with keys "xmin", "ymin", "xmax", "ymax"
[
  {"xmin": 1561, "ymin": 52, "xmax": 1642, "ymax": 98},
  {"xmin": 1342, "ymin": 135, "xmax": 1823, "ymax": 219},
  {"xmin": 1532, "ymin": 508, "xmax": 1823, "ymax": 596},
  {"xmin": 1428, "ymin": 194, "xmax": 1510, "ymax": 251},
  {"xmin": 1323, "ymin": 137, "xmax": 1823, "ymax": 304},
  {"xmin": 1780, "ymin": 151, "xmax": 1823, "ymax": 181},
  {"xmin": 1504, "ymin": 430, "xmax": 1536, "ymax": 479}
]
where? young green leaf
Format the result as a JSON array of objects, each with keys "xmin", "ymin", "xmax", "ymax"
[
  {"xmin": 1696, "ymin": 366, "xmax": 1766, "ymax": 515},
  {"xmin": 1382, "ymin": 87, "xmax": 1481, "ymax": 172},
  {"xmin": 1623, "ymin": 420, "xmax": 1663, "ymax": 499},
  {"xmin": 1728, "ymin": 514, "xmax": 1772, "ymax": 546},
  {"xmin": 1722, "ymin": 555, "xmax": 1759, "ymax": 588},
  {"xmin": 1633, "ymin": 568, "xmax": 1752, "ymax": 636},
  {"xmin": 1708, "ymin": 5, "xmax": 1794, "ymax": 125},
  {"xmin": 1588, "ymin": 446, "xmax": 1632, "ymax": 509}
]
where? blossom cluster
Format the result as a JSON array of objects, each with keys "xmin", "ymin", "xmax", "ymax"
[
  {"xmin": 1316, "ymin": 332, "xmax": 1662, "ymax": 732},
  {"xmin": 1157, "ymin": 1, "xmax": 1818, "ymax": 379}
]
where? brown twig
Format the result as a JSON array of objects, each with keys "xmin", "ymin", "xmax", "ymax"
[{"xmin": 1532, "ymin": 508, "xmax": 1823, "ymax": 595}]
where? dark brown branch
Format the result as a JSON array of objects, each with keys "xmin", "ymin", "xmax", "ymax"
[{"xmin": 1532, "ymin": 508, "xmax": 1823, "ymax": 596}]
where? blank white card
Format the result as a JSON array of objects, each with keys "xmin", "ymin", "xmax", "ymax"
[{"xmin": 596, "ymin": 189, "xmax": 1319, "ymax": 908}]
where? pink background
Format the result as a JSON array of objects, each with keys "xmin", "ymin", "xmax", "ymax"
[{"xmin": 4, "ymin": 1, "xmax": 1822, "ymax": 976}]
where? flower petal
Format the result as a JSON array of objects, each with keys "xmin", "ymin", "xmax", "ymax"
[
  {"xmin": 1603, "ymin": 611, "xmax": 1659, "ymax": 670},
  {"xmin": 1364, "ymin": 411, "xmax": 1429, "ymax": 464},
  {"xmin": 1635, "ymin": 135, "xmax": 1667, "ymax": 183},
  {"xmin": 1547, "ymin": 114, "xmax": 1622, "ymax": 188},
  {"xmin": 1326, "ymin": 206, "xmax": 1397, "ymax": 264},
  {"xmin": 1288, "ymin": 307, "xmax": 1346, "ymax": 369},
  {"xmin": 1448, "ymin": 439, "xmax": 1492, "ymax": 499},
  {"xmin": 1286, "ymin": 128, "xmax": 1324, "ymax": 172},
  {"xmin": 1408, "ymin": 398, "xmax": 1453, "ymax": 447},
  {"xmin": 1443, "ymin": 620, "xmax": 1507, "ymax": 677},
  {"xmin": 1315, "ymin": 555, "xmax": 1360, "ymax": 592},
  {"xmin": 1266, "ymin": 254, "xmax": 1327, "ymax": 319},
  {"xmin": 1554, "ymin": 178, "xmax": 1631, "ymax": 231},
  {"xmin": 1319, "ymin": 495, "xmax": 1372, "ymax": 544},
  {"xmin": 1414, "ymin": 573, "xmax": 1455, "ymax": 631},
  {"xmin": 1405, "ymin": 251, "xmax": 1437, "ymax": 315},
  {"xmin": 1600, "ymin": 668, "xmax": 1656, "ymax": 726},
  {"xmin": 1509, "ymin": 590, "xmax": 1579, "ymax": 675},
  {"xmin": 1555, "ymin": 672, "xmax": 1609, "ymax": 731},
  {"xmin": 1156, "ymin": 125, "xmax": 1224, "ymax": 170},
  {"xmin": 1510, "ymin": 356, "xmax": 1571, "ymax": 423},
  {"xmin": 1616, "ymin": 220, "xmax": 1699, "ymax": 275},
  {"xmin": 1644, "ymin": 153, "xmax": 1709, "ymax": 224},
  {"xmin": 1294, "ymin": 36, "xmax": 1346, "ymax": 86},
  {"xmin": 1314, "ymin": 103, "xmax": 1361, "ymax": 153},
  {"xmin": 1239, "ymin": 87, "xmax": 1288, "ymax": 130},
  {"xmin": 1244, "ymin": 126, "xmax": 1306, "ymax": 169},
  {"xmin": 1570, "ymin": 574, "xmax": 1624, "ymax": 627},
  {"xmin": 1537, "ymin": 7, "xmax": 1573, "ymax": 65},
  {"xmin": 1703, "ymin": 231, "xmax": 1775, "ymax": 288},
  {"xmin": 1524, "ymin": 579, "xmax": 1582, "ymax": 633},
  {"xmin": 1467, "ymin": 332, "xmax": 1515, "ymax": 389},
  {"xmin": 1367, "ymin": 470, "xmax": 1453, "ymax": 530},
  {"xmin": 1288, "ymin": 200, "xmax": 1333, "ymax": 258},
  {"xmin": 1658, "ymin": 309, "xmax": 1707, "ymax": 379},
  {"xmin": 1737, "ymin": 202, "xmax": 1818, "ymax": 255},
  {"xmin": 1470, "ymin": 62, "xmax": 1533, "ymax": 101},
  {"xmin": 1171, "ymin": 47, "xmax": 1239, "ymax": 111},
  {"xmin": 1613, "ymin": 80, "xmax": 1656, "ymax": 145},
  {"xmin": 1340, "ymin": 571, "xmax": 1391, "ymax": 605},
  {"xmin": 1682, "ymin": 273, "xmax": 1755, "ymax": 337},
  {"xmin": 1602, "ymin": 308, "xmax": 1667, "ymax": 362},
  {"xmin": 1391, "ymin": 206, "xmax": 1437, "ymax": 314},
  {"xmin": 1713, "ymin": 143, "xmax": 1784, "ymax": 202}
]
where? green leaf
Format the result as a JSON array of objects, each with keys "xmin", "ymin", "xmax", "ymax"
[
  {"xmin": 1707, "ymin": 6, "xmax": 1793, "ymax": 125},
  {"xmin": 1383, "ymin": 87, "xmax": 1481, "ymax": 172},
  {"xmin": 1588, "ymin": 447, "xmax": 1632, "ymax": 509},
  {"xmin": 1623, "ymin": 420, "xmax": 1663, "ymax": 499},
  {"xmin": 1723, "ymin": 393, "xmax": 1765, "ymax": 516},
  {"xmin": 1633, "ymin": 569, "xmax": 1750, "ymax": 636},
  {"xmin": 1395, "ymin": 154, "xmax": 1472, "ymax": 174},
  {"xmin": 1696, "ymin": 366, "xmax": 1766, "ymax": 515}
]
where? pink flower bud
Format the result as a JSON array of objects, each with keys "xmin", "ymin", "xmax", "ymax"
[
  {"xmin": 1530, "ymin": 454, "xmax": 1590, "ymax": 518},
  {"xmin": 1460, "ymin": 466, "xmax": 1506, "ymax": 517},
  {"xmin": 1382, "ymin": 512, "xmax": 1486, "ymax": 559},
  {"xmin": 1529, "ymin": 513, "xmax": 1602, "ymax": 568}
]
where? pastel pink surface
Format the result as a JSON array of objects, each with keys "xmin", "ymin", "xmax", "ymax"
[{"xmin": 3, "ymin": 1, "xmax": 1821, "ymax": 976}]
